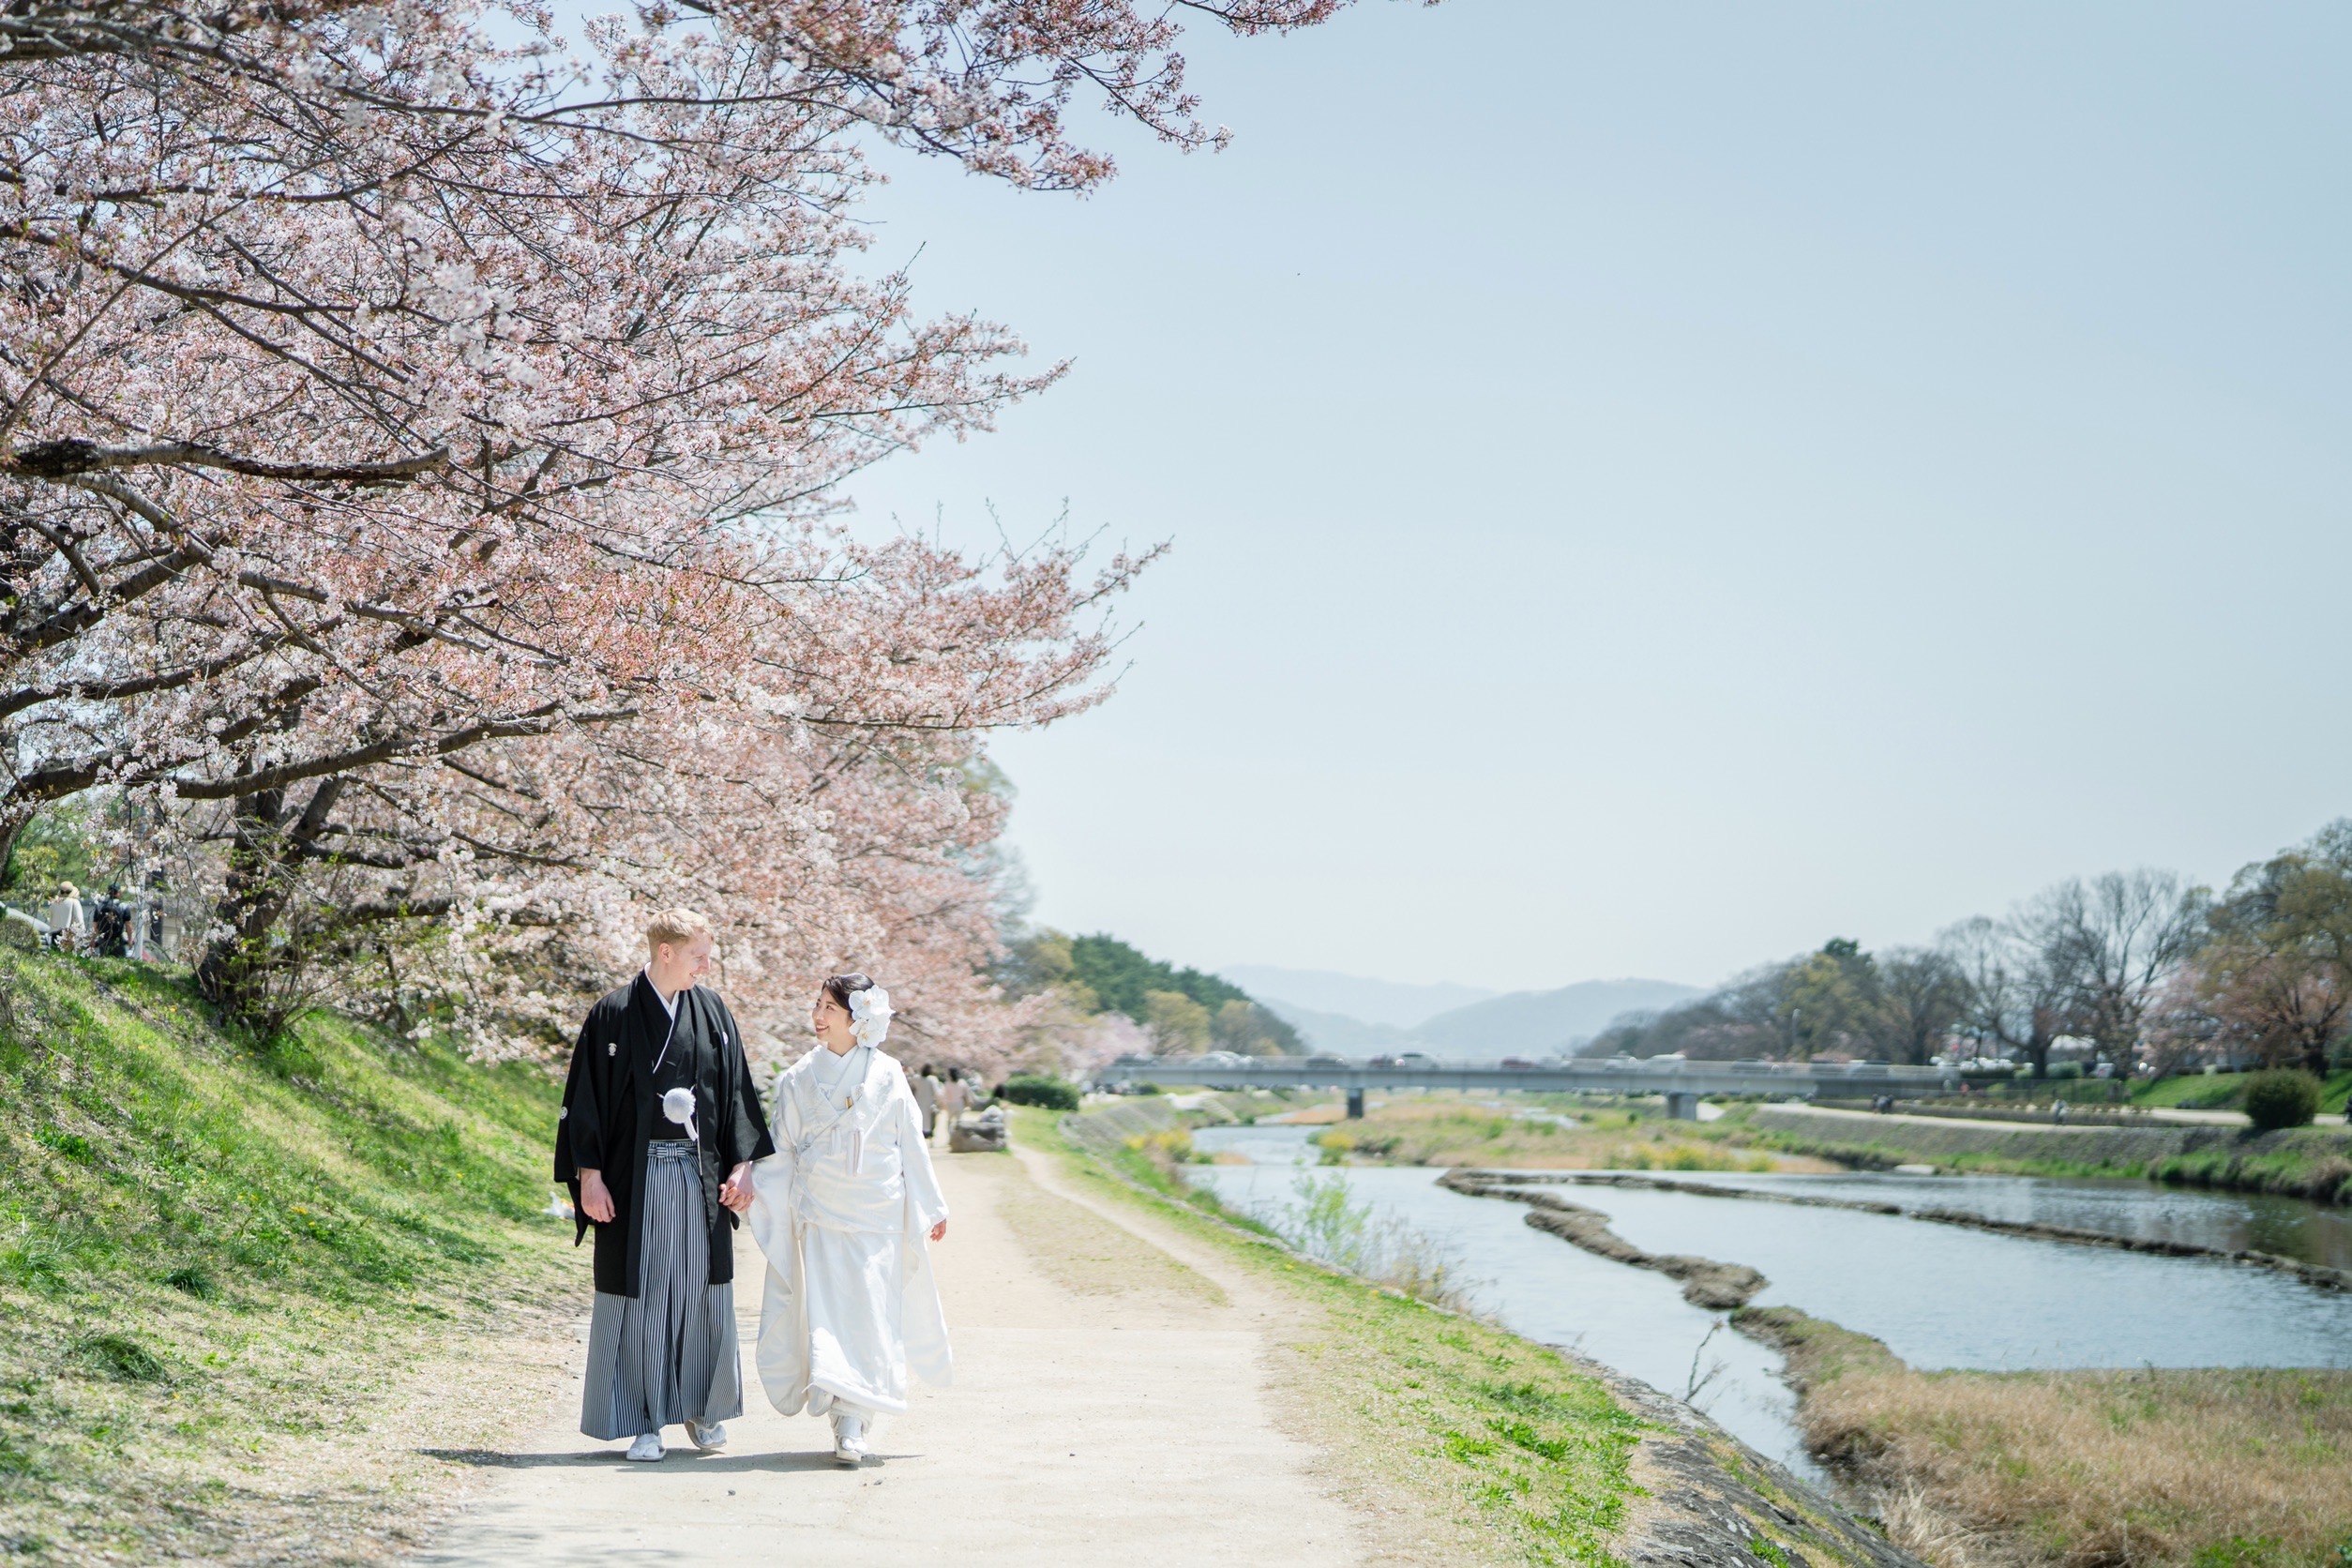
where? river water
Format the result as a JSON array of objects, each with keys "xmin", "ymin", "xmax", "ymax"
[{"xmin": 1184, "ymin": 1124, "xmax": 2352, "ymax": 1480}]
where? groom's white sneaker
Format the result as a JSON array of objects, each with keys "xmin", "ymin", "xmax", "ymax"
[
  {"xmin": 685, "ymin": 1419, "xmax": 728, "ymax": 1452},
  {"xmin": 625, "ymin": 1431, "xmax": 665, "ymax": 1462},
  {"xmin": 830, "ymin": 1411, "xmax": 867, "ymax": 1468}
]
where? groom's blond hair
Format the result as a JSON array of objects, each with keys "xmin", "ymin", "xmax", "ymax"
[{"xmin": 644, "ymin": 907, "xmax": 715, "ymax": 954}]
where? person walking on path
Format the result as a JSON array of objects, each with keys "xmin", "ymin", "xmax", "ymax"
[
  {"xmin": 747, "ymin": 974, "xmax": 951, "ymax": 1468},
  {"xmin": 555, "ymin": 908, "xmax": 775, "ymax": 1463},
  {"xmin": 934, "ymin": 1069, "xmax": 968, "ymax": 1144},
  {"xmin": 912, "ymin": 1064, "xmax": 942, "ymax": 1140}
]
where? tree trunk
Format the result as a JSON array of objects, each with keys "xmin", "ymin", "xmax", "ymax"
[
  {"xmin": 195, "ymin": 778, "xmax": 346, "ymax": 1035},
  {"xmin": 2016, "ymin": 1007, "xmax": 2059, "ymax": 1079},
  {"xmin": 0, "ymin": 806, "xmax": 39, "ymax": 902}
]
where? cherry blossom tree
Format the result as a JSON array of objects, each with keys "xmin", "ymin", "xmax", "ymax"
[
  {"xmin": 207, "ymin": 527, "xmax": 1151, "ymax": 1059},
  {"xmin": 2, "ymin": 0, "xmax": 1368, "ymax": 1037}
]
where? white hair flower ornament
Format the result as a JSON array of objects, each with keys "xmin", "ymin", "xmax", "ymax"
[{"xmin": 848, "ymin": 985, "xmax": 894, "ymax": 1048}]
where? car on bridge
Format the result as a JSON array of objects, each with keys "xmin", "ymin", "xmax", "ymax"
[{"xmin": 1499, "ymin": 1057, "xmax": 1539, "ymax": 1069}]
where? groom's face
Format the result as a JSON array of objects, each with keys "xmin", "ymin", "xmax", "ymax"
[{"xmin": 652, "ymin": 932, "xmax": 716, "ymax": 993}]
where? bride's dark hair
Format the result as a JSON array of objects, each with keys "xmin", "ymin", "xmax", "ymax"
[{"xmin": 822, "ymin": 973, "xmax": 876, "ymax": 1011}]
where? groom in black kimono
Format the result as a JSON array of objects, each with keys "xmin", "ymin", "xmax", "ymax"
[{"xmin": 556, "ymin": 907, "xmax": 774, "ymax": 1461}]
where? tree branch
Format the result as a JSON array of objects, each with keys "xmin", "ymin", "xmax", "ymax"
[{"xmin": 8, "ymin": 439, "xmax": 448, "ymax": 486}]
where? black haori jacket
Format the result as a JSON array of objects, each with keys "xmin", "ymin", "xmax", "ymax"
[{"xmin": 554, "ymin": 974, "xmax": 776, "ymax": 1296}]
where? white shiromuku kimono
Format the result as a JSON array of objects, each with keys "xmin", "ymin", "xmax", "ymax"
[{"xmin": 746, "ymin": 1044, "xmax": 952, "ymax": 1421}]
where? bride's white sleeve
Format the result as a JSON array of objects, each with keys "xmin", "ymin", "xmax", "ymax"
[
  {"xmin": 746, "ymin": 1078, "xmax": 798, "ymax": 1264},
  {"xmin": 897, "ymin": 1082, "xmax": 949, "ymax": 1233}
]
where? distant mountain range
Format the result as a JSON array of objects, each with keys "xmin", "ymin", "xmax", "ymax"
[
  {"xmin": 1246, "ymin": 1000, "xmax": 1415, "ymax": 1055},
  {"xmin": 1216, "ymin": 965, "xmax": 1498, "ymax": 1029},
  {"xmin": 1232, "ymin": 970, "xmax": 1702, "ymax": 1060}
]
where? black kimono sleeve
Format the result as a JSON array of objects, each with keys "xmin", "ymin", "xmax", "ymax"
[{"xmin": 555, "ymin": 1007, "xmax": 607, "ymax": 1248}]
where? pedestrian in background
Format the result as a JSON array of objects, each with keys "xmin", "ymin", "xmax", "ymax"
[
  {"xmin": 913, "ymin": 1063, "xmax": 942, "ymax": 1139},
  {"xmin": 94, "ymin": 887, "xmax": 130, "ymax": 957},
  {"xmin": 46, "ymin": 882, "xmax": 86, "ymax": 953},
  {"xmin": 935, "ymin": 1068, "xmax": 968, "ymax": 1142}
]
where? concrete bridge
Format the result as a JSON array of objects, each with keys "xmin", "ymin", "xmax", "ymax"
[{"xmin": 1093, "ymin": 1055, "xmax": 1968, "ymax": 1120}]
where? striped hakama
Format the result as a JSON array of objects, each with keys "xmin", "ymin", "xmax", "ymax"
[{"xmin": 580, "ymin": 1141, "xmax": 742, "ymax": 1440}]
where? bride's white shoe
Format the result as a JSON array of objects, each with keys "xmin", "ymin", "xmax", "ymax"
[{"xmin": 830, "ymin": 1410, "xmax": 867, "ymax": 1468}]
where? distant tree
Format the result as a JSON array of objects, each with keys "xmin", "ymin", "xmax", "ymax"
[
  {"xmin": 2188, "ymin": 824, "xmax": 2352, "ymax": 1075},
  {"xmin": 2027, "ymin": 871, "xmax": 2209, "ymax": 1078},
  {"xmin": 1781, "ymin": 939, "xmax": 1884, "ymax": 1059},
  {"xmin": 1001, "ymin": 928, "xmax": 1100, "ymax": 1013},
  {"xmin": 1941, "ymin": 914, "xmax": 2073, "ymax": 1078},
  {"xmin": 2193, "ymin": 948, "xmax": 2344, "ymax": 1074},
  {"xmin": 1876, "ymin": 947, "xmax": 1969, "ymax": 1065},
  {"xmin": 999, "ymin": 931, "xmax": 1300, "ymax": 1055},
  {"xmin": 1580, "ymin": 939, "xmax": 1892, "ymax": 1063},
  {"xmin": 0, "ymin": 801, "xmax": 98, "ymax": 897},
  {"xmin": 1141, "ymin": 990, "xmax": 1213, "ymax": 1054},
  {"xmin": 1610, "ymin": 977, "xmax": 1783, "ymax": 1060},
  {"xmin": 1212, "ymin": 999, "xmax": 1290, "ymax": 1057},
  {"xmin": 1579, "ymin": 1014, "xmax": 1655, "ymax": 1058},
  {"xmin": 1062, "ymin": 933, "xmax": 1301, "ymax": 1051}
]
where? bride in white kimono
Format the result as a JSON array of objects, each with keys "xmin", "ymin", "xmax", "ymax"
[{"xmin": 746, "ymin": 973, "xmax": 951, "ymax": 1466}]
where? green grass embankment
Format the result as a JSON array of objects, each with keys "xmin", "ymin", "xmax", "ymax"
[
  {"xmin": 1038, "ymin": 1102, "xmax": 1915, "ymax": 1568},
  {"xmin": 1735, "ymin": 1305, "xmax": 2352, "ymax": 1568},
  {"xmin": 1740, "ymin": 1104, "xmax": 2352, "ymax": 1201},
  {"xmin": 0, "ymin": 948, "xmax": 574, "ymax": 1563},
  {"xmin": 2129, "ymin": 1071, "xmax": 2352, "ymax": 1116}
]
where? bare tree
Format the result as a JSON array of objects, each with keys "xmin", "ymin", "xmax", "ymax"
[
  {"xmin": 1876, "ymin": 946, "xmax": 1969, "ymax": 1065},
  {"xmin": 1939, "ymin": 914, "xmax": 2073, "ymax": 1078},
  {"xmin": 2025, "ymin": 871, "xmax": 2209, "ymax": 1078}
]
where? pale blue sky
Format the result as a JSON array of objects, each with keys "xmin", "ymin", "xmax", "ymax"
[{"xmin": 845, "ymin": 1, "xmax": 2352, "ymax": 993}]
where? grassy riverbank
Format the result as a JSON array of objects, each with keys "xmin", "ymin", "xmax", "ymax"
[
  {"xmin": 0, "ymin": 949, "xmax": 576, "ymax": 1564},
  {"xmin": 1736, "ymin": 1306, "xmax": 2352, "ymax": 1568},
  {"xmin": 2130, "ymin": 1071, "xmax": 2352, "ymax": 1116},
  {"xmin": 1035, "ymin": 1101, "xmax": 1911, "ymax": 1568}
]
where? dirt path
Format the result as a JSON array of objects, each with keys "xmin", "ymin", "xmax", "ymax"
[{"xmin": 404, "ymin": 1146, "xmax": 1366, "ymax": 1567}]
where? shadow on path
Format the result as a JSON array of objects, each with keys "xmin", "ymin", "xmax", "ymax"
[{"xmin": 420, "ymin": 1447, "xmax": 909, "ymax": 1474}]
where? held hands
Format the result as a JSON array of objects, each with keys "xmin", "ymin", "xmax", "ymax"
[
  {"xmin": 581, "ymin": 1165, "xmax": 754, "ymax": 1221},
  {"xmin": 578, "ymin": 1168, "xmax": 616, "ymax": 1225}
]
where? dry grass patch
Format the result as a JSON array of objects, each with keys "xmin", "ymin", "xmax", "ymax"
[
  {"xmin": 1739, "ymin": 1306, "xmax": 2352, "ymax": 1568},
  {"xmin": 1316, "ymin": 1098, "xmax": 1817, "ymax": 1173}
]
